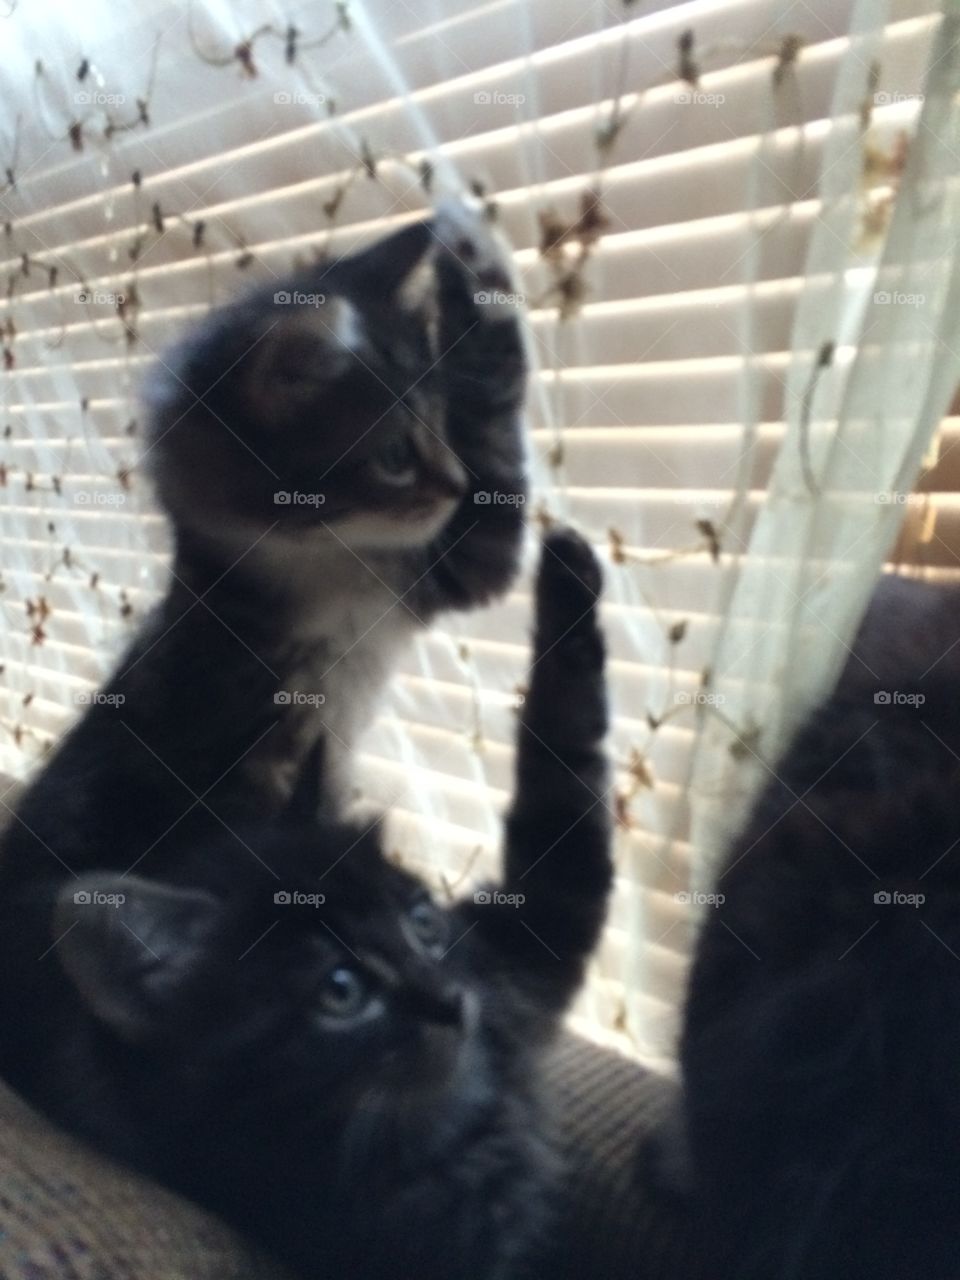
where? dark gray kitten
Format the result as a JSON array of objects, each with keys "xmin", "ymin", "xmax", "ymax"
[
  {"xmin": 0, "ymin": 530, "xmax": 611, "ymax": 1280},
  {"xmin": 0, "ymin": 203, "xmax": 527, "ymax": 894},
  {"xmin": 668, "ymin": 575, "xmax": 960, "ymax": 1279}
]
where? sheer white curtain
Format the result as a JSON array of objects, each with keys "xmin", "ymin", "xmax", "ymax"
[
  {"xmin": 0, "ymin": 0, "xmax": 953, "ymax": 1065},
  {"xmin": 687, "ymin": 5, "xmax": 960, "ymax": 891}
]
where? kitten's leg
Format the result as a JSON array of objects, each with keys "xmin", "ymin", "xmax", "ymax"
[
  {"xmin": 460, "ymin": 528, "xmax": 612, "ymax": 1014},
  {"xmin": 412, "ymin": 202, "xmax": 528, "ymax": 611}
]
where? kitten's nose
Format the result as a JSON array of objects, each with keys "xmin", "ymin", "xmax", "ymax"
[
  {"xmin": 411, "ymin": 423, "xmax": 468, "ymax": 500},
  {"xmin": 405, "ymin": 980, "xmax": 464, "ymax": 1027}
]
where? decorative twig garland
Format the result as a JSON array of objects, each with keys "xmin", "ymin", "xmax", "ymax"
[
  {"xmin": 187, "ymin": 1, "xmax": 352, "ymax": 77},
  {"xmin": 528, "ymin": 4, "xmax": 917, "ymax": 835}
]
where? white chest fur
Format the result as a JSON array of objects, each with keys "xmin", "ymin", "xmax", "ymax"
[
  {"xmin": 290, "ymin": 589, "xmax": 414, "ymax": 788},
  {"xmin": 244, "ymin": 534, "xmax": 419, "ymax": 805}
]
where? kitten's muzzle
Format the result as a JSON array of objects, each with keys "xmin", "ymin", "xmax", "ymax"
[{"xmin": 400, "ymin": 979, "xmax": 465, "ymax": 1028}]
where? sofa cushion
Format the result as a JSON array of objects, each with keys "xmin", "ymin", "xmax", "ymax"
[{"xmin": 0, "ymin": 1033, "xmax": 698, "ymax": 1278}]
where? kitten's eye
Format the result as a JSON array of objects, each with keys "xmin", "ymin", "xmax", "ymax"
[
  {"xmin": 406, "ymin": 899, "xmax": 447, "ymax": 957},
  {"xmin": 371, "ymin": 435, "xmax": 417, "ymax": 485},
  {"xmin": 318, "ymin": 966, "xmax": 369, "ymax": 1019}
]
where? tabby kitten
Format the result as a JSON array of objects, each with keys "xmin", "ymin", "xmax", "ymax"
[
  {"xmin": 0, "ymin": 202, "xmax": 527, "ymax": 896},
  {"xmin": 0, "ymin": 530, "xmax": 611, "ymax": 1280},
  {"xmin": 677, "ymin": 574, "xmax": 960, "ymax": 1279}
]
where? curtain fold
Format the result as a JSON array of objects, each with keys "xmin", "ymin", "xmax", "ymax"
[{"xmin": 686, "ymin": 4, "xmax": 960, "ymax": 906}]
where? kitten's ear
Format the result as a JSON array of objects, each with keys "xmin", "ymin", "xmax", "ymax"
[
  {"xmin": 53, "ymin": 874, "xmax": 218, "ymax": 1042},
  {"xmin": 338, "ymin": 219, "xmax": 435, "ymax": 298}
]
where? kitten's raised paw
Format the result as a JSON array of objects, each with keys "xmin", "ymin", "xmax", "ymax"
[
  {"xmin": 535, "ymin": 528, "xmax": 603, "ymax": 639},
  {"xmin": 540, "ymin": 528, "xmax": 602, "ymax": 597},
  {"xmin": 432, "ymin": 198, "xmax": 517, "ymax": 314},
  {"xmin": 531, "ymin": 529, "xmax": 605, "ymax": 692}
]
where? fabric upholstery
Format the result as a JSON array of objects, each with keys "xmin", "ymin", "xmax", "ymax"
[{"xmin": 0, "ymin": 1034, "xmax": 698, "ymax": 1278}]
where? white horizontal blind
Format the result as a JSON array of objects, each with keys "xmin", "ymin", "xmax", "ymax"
[{"xmin": 0, "ymin": 0, "xmax": 949, "ymax": 1065}]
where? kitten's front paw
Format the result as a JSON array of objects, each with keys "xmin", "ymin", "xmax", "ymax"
[{"xmin": 534, "ymin": 528, "xmax": 604, "ymax": 656}]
